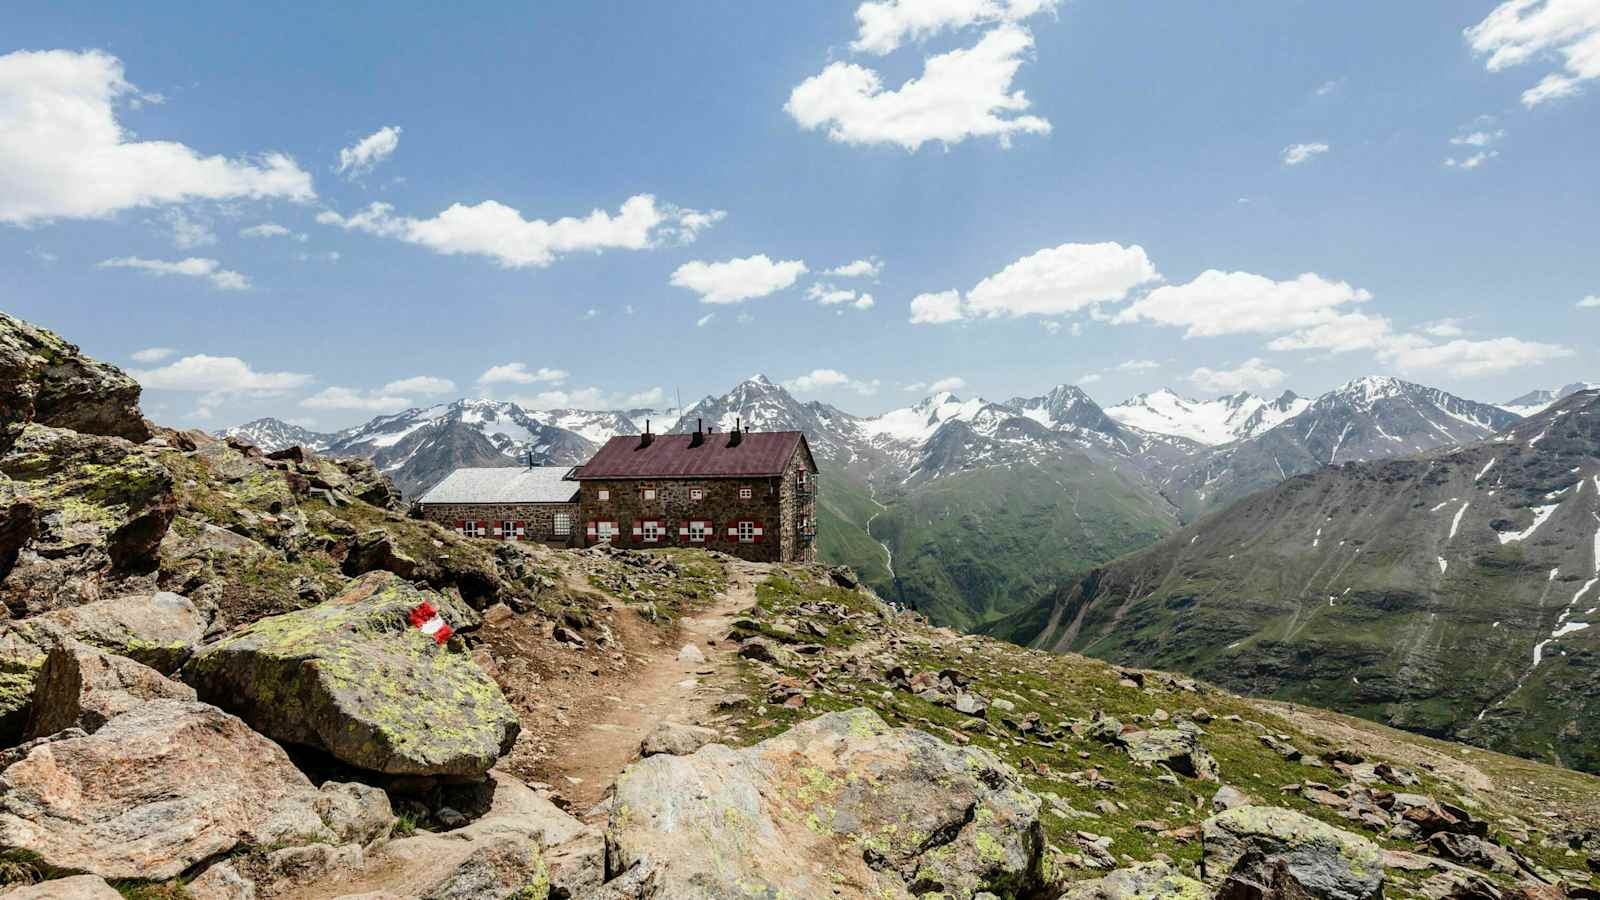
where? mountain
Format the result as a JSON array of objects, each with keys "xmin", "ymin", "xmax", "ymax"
[
  {"xmin": 1502, "ymin": 381, "xmax": 1600, "ymax": 417},
  {"xmin": 1106, "ymin": 388, "xmax": 1308, "ymax": 446},
  {"xmin": 1160, "ymin": 376, "xmax": 1521, "ymax": 520},
  {"xmin": 1003, "ymin": 389, "xmax": 1600, "ymax": 772},
  {"xmin": 221, "ymin": 418, "xmax": 335, "ymax": 453}
]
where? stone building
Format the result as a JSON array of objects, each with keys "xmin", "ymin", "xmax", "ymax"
[
  {"xmin": 571, "ymin": 424, "xmax": 818, "ymax": 563},
  {"xmin": 415, "ymin": 465, "xmax": 580, "ymax": 545}
]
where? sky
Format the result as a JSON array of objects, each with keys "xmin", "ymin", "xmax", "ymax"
[{"xmin": 2, "ymin": 1, "xmax": 1596, "ymax": 431}]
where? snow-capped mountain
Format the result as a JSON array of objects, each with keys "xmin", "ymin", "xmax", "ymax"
[
  {"xmin": 1500, "ymin": 382, "xmax": 1600, "ymax": 417},
  {"xmin": 1162, "ymin": 375, "xmax": 1521, "ymax": 518},
  {"xmin": 1106, "ymin": 389, "xmax": 1308, "ymax": 446},
  {"xmin": 221, "ymin": 418, "xmax": 334, "ymax": 454},
  {"xmin": 526, "ymin": 409, "xmax": 653, "ymax": 445}
]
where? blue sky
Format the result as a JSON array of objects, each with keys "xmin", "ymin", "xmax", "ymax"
[{"xmin": 2, "ymin": 1, "xmax": 1596, "ymax": 430}]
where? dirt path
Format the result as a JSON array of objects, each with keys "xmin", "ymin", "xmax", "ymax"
[{"xmin": 541, "ymin": 559, "xmax": 766, "ymax": 809}]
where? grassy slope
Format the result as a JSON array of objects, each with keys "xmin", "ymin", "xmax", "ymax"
[
  {"xmin": 814, "ymin": 471, "xmax": 892, "ymax": 589},
  {"xmin": 868, "ymin": 458, "xmax": 1176, "ymax": 631},
  {"xmin": 728, "ymin": 569, "xmax": 1600, "ymax": 894}
]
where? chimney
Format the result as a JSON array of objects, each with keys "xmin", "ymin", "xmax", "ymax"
[
  {"xmin": 638, "ymin": 419, "xmax": 654, "ymax": 449},
  {"xmin": 728, "ymin": 417, "xmax": 743, "ymax": 448},
  {"xmin": 689, "ymin": 417, "xmax": 704, "ymax": 448}
]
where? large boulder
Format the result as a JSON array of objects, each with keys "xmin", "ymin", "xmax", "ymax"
[
  {"xmin": 0, "ymin": 476, "xmax": 36, "ymax": 582},
  {"xmin": 183, "ymin": 572, "xmax": 518, "ymax": 777},
  {"xmin": 0, "ymin": 874, "xmax": 124, "ymax": 899},
  {"xmin": 1062, "ymin": 861, "xmax": 1211, "ymax": 900},
  {"xmin": 1121, "ymin": 728, "xmax": 1221, "ymax": 781},
  {"xmin": 598, "ymin": 707, "xmax": 1047, "ymax": 898},
  {"xmin": 0, "ymin": 425, "xmax": 175, "ymax": 614},
  {"xmin": 24, "ymin": 639, "xmax": 197, "ymax": 738},
  {"xmin": 0, "ymin": 699, "xmax": 331, "ymax": 880},
  {"xmin": 0, "ymin": 311, "xmax": 149, "ymax": 452},
  {"xmin": 22, "ymin": 591, "xmax": 211, "ymax": 671},
  {"xmin": 1201, "ymin": 805, "xmax": 1384, "ymax": 900}
]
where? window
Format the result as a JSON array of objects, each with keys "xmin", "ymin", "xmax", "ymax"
[
  {"xmin": 737, "ymin": 520, "xmax": 756, "ymax": 543},
  {"xmin": 597, "ymin": 489, "xmax": 610, "ymax": 501},
  {"xmin": 554, "ymin": 513, "xmax": 571, "ymax": 536},
  {"xmin": 739, "ymin": 487, "xmax": 752, "ymax": 500},
  {"xmin": 590, "ymin": 521, "xmax": 619, "ymax": 541},
  {"xmin": 642, "ymin": 521, "xmax": 662, "ymax": 542},
  {"xmin": 689, "ymin": 488, "xmax": 704, "ymax": 501},
  {"xmin": 501, "ymin": 520, "xmax": 515, "ymax": 540},
  {"xmin": 462, "ymin": 521, "xmax": 484, "ymax": 538},
  {"xmin": 686, "ymin": 520, "xmax": 708, "ymax": 542},
  {"xmin": 642, "ymin": 487, "xmax": 657, "ymax": 500}
]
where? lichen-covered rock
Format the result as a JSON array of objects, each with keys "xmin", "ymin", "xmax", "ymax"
[
  {"xmin": 0, "ymin": 476, "xmax": 36, "ymax": 582},
  {"xmin": 0, "ymin": 425, "xmax": 175, "ymax": 614},
  {"xmin": 315, "ymin": 781, "xmax": 397, "ymax": 847},
  {"xmin": 0, "ymin": 311, "xmax": 150, "ymax": 451},
  {"xmin": 343, "ymin": 529, "xmax": 419, "ymax": 579},
  {"xmin": 0, "ymin": 874, "xmax": 125, "ymax": 899},
  {"xmin": 24, "ymin": 639, "xmax": 197, "ymax": 738},
  {"xmin": 23, "ymin": 590, "xmax": 211, "ymax": 671},
  {"xmin": 1122, "ymin": 729, "xmax": 1221, "ymax": 782},
  {"xmin": 418, "ymin": 835, "xmax": 549, "ymax": 900},
  {"xmin": 1062, "ymin": 861, "xmax": 1211, "ymax": 900},
  {"xmin": 183, "ymin": 572, "xmax": 519, "ymax": 777},
  {"xmin": 638, "ymin": 720, "xmax": 718, "ymax": 757},
  {"xmin": 1201, "ymin": 805, "xmax": 1383, "ymax": 900},
  {"xmin": 599, "ymin": 707, "xmax": 1047, "ymax": 898},
  {"xmin": 0, "ymin": 699, "xmax": 331, "ymax": 880},
  {"xmin": 0, "ymin": 627, "xmax": 48, "ymax": 742}
]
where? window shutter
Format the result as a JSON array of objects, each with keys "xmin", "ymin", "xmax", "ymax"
[
  {"xmin": 753, "ymin": 520, "xmax": 765, "ymax": 543},
  {"xmin": 586, "ymin": 521, "xmax": 597, "ymax": 539},
  {"xmin": 680, "ymin": 520, "xmax": 689, "ymax": 540},
  {"xmin": 454, "ymin": 520, "xmax": 465, "ymax": 531}
]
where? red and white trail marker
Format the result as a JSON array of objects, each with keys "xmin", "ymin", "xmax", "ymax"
[{"xmin": 408, "ymin": 600, "xmax": 453, "ymax": 645}]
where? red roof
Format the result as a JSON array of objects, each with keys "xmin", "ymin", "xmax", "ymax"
[{"xmin": 572, "ymin": 431, "xmax": 812, "ymax": 480}]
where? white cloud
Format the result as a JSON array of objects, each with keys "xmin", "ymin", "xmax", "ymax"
[
  {"xmin": 382, "ymin": 375, "xmax": 455, "ymax": 395},
  {"xmin": 582, "ymin": 308, "xmax": 599, "ymax": 320},
  {"xmin": 1466, "ymin": 0, "xmax": 1600, "ymax": 106},
  {"xmin": 806, "ymin": 282, "xmax": 876, "ymax": 310},
  {"xmin": 1186, "ymin": 358, "xmax": 1287, "ymax": 393},
  {"xmin": 786, "ymin": 24, "xmax": 1051, "ymax": 152},
  {"xmin": 160, "ymin": 208, "xmax": 216, "ymax": 249},
  {"xmin": 929, "ymin": 376, "xmax": 967, "ymax": 392},
  {"xmin": 510, "ymin": 385, "xmax": 665, "ymax": 411},
  {"xmin": 98, "ymin": 256, "xmax": 250, "ymax": 291},
  {"xmin": 476, "ymin": 363, "xmax": 568, "ymax": 386},
  {"xmin": 318, "ymin": 194, "xmax": 720, "ymax": 269},
  {"xmin": 909, "ymin": 289, "xmax": 965, "ymax": 324},
  {"xmin": 337, "ymin": 126, "xmax": 401, "ymax": 177},
  {"xmin": 1314, "ymin": 79, "xmax": 1344, "ymax": 96},
  {"xmin": 1421, "ymin": 318, "xmax": 1467, "ymax": 338},
  {"xmin": 1078, "ymin": 373, "xmax": 1103, "ymax": 384},
  {"xmin": 1451, "ymin": 128, "xmax": 1506, "ymax": 147},
  {"xmin": 241, "ymin": 222, "xmax": 307, "ymax": 241},
  {"xmin": 825, "ymin": 257, "xmax": 884, "ymax": 278},
  {"xmin": 1265, "ymin": 311, "xmax": 1395, "ymax": 354},
  {"xmin": 696, "ymin": 312, "xmax": 715, "ymax": 328},
  {"xmin": 129, "ymin": 354, "xmax": 312, "ymax": 395},
  {"xmin": 1115, "ymin": 270, "xmax": 1372, "ymax": 338},
  {"xmin": 1578, "ymin": 294, "xmax": 1600, "ymax": 308},
  {"xmin": 784, "ymin": 368, "xmax": 880, "ymax": 395},
  {"xmin": 1445, "ymin": 151, "xmax": 1499, "ymax": 169},
  {"xmin": 1282, "ymin": 142, "xmax": 1330, "ymax": 166},
  {"xmin": 670, "ymin": 254, "xmax": 807, "ymax": 304},
  {"xmin": 852, "ymin": 0, "xmax": 1058, "ymax": 54},
  {"xmin": 1117, "ymin": 359, "xmax": 1161, "ymax": 371},
  {"xmin": 1379, "ymin": 336, "xmax": 1574, "ymax": 377},
  {"xmin": 0, "ymin": 49, "xmax": 314, "ymax": 225},
  {"xmin": 910, "ymin": 242, "xmax": 1159, "ymax": 325},
  {"xmin": 854, "ymin": 293, "xmax": 875, "ymax": 310},
  {"xmin": 130, "ymin": 347, "xmax": 176, "ymax": 364},
  {"xmin": 26, "ymin": 248, "xmax": 58, "ymax": 263},
  {"xmin": 299, "ymin": 386, "xmax": 412, "ymax": 412}
]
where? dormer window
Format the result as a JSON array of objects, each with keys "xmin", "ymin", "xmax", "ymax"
[{"xmin": 739, "ymin": 487, "xmax": 752, "ymax": 500}]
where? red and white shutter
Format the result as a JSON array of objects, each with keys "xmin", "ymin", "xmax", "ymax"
[
  {"xmin": 586, "ymin": 521, "xmax": 598, "ymax": 540},
  {"xmin": 515, "ymin": 521, "xmax": 526, "ymax": 540},
  {"xmin": 454, "ymin": 520, "xmax": 465, "ymax": 534},
  {"xmin": 679, "ymin": 520, "xmax": 690, "ymax": 541},
  {"xmin": 752, "ymin": 520, "xmax": 765, "ymax": 543},
  {"xmin": 631, "ymin": 520, "xmax": 642, "ymax": 540}
]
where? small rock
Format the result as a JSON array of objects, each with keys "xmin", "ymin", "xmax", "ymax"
[
  {"xmin": 677, "ymin": 644, "xmax": 706, "ymax": 664},
  {"xmin": 0, "ymin": 874, "xmax": 124, "ymax": 899},
  {"xmin": 640, "ymin": 720, "xmax": 719, "ymax": 758}
]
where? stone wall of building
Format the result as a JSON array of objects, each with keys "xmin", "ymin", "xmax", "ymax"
[
  {"xmin": 576, "ymin": 474, "xmax": 788, "ymax": 562},
  {"xmin": 418, "ymin": 501, "xmax": 580, "ymax": 546},
  {"xmin": 777, "ymin": 450, "xmax": 818, "ymax": 563}
]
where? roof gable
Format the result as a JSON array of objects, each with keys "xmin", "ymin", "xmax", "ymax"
[{"xmin": 573, "ymin": 431, "xmax": 807, "ymax": 479}]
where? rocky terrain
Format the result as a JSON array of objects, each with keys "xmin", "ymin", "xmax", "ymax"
[
  {"xmin": 3, "ymin": 311, "xmax": 1599, "ymax": 897},
  {"xmin": 1006, "ymin": 389, "xmax": 1600, "ymax": 774}
]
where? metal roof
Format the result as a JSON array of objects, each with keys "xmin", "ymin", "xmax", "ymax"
[
  {"xmin": 571, "ymin": 431, "xmax": 812, "ymax": 480},
  {"xmin": 417, "ymin": 466, "xmax": 579, "ymax": 504}
]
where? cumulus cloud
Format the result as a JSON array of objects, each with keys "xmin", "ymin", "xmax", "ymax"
[
  {"xmin": 98, "ymin": 256, "xmax": 250, "ymax": 291},
  {"xmin": 1379, "ymin": 336, "xmax": 1574, "ymax": 377},
  {"xmin": 825, "ymin": 257, "xmax": 884, "ymax": 278},
  {"xmin": 696, "ymin": 312, "xmax": 715, "ymax": 328},
  {"xmin": 1115, "ymin": 270, "xmax": 1371, "ymax": 338},
  {"xmin": 1282, "ymin": 142, "xmax": 1330, "ymax": 165},
  {"xmin": 786, "ymin": 24, "xmax": 1051, "ymax": 151},
  {"xmin": 807, "ymin": 283, "xmax": 875, "ymax": 310},
  {"xmin": 1186, "ymin": 358, "xmax": 1287, "ymax": 393},
  {"xmin": 1445, "ymin": 150, "xmax": 1499, "ymax": 169},
  {"xmin": 318, "ymin": 194, "xmax": 721, "ymax": 269},
  {"xmin": 1465, "ymin": 0, "xmax": 1600, "ymax": 106},
  {"xmin": 129, "ymin": 347, "xmax": 176, "ymax": 364},
  {"xmin": 784, "ymin": 368, "xmax": 881, "ymax": 395},
  {"xmin": 128, "ymin": 354, "xmax": 313, "ymax": 405},
  {"xmin": 1578, "ymin": 294, "xmax": 1600, "ymax": 308},
  {"xmin": 511, "ymin": 385, "xmax": 666, "ymax": 411},
  {"xmin": 1451, "ymin": 128, "xmax": 1506, "ymax": 147},
  {"xmin": 477, "ymin": 363, "xmax": 568, "ymax": 386},
  {"xmin": 1421, "ymin": 318, "xmax": 1468, "ymax": 338},
  {"xmin": 299, "ymin": 386, "xmax": 412, "ymax": 412},
  {"xmin": 670, "ymin": 254, "xmax": 808, "ymax": 304},
  {"xmin": 160, "ymin": 208, "xmax": 216, "ymax": 249},
  {"xmin": 0, "ymin": 49, "xmax": 314, "ymax": 225},
  {"xmin": 1265, "ymin": 311, "xmax": 1396, "ymax": 354},
  {"xmin": 1116, "ymin": 359, "xmax": 1161, "ymax": 371},
  {"xmin": 241, "ymin": 222, "xmax": 307, "ymax": 241},
  {"xmin": 382, "ymin": 375, "xmax": 455, "ymax": 395},
  {"xmin": 337, "ymin": 126, "xmax": 401, "ymax": 177},
  {"xmin": 929, "ymin": 376, "xmax": 967, "ymax": 392},
  {"xmin": 1078, "ymin": 373, "xmax": 1103, "ymax": 384},
  {"xmin": 852, "ymin": 0, "xmax": 1058, "ymax": 53},
  {"xmin": 910, "ymin": 243, "xmax": 1158, "ymax": 325}
]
